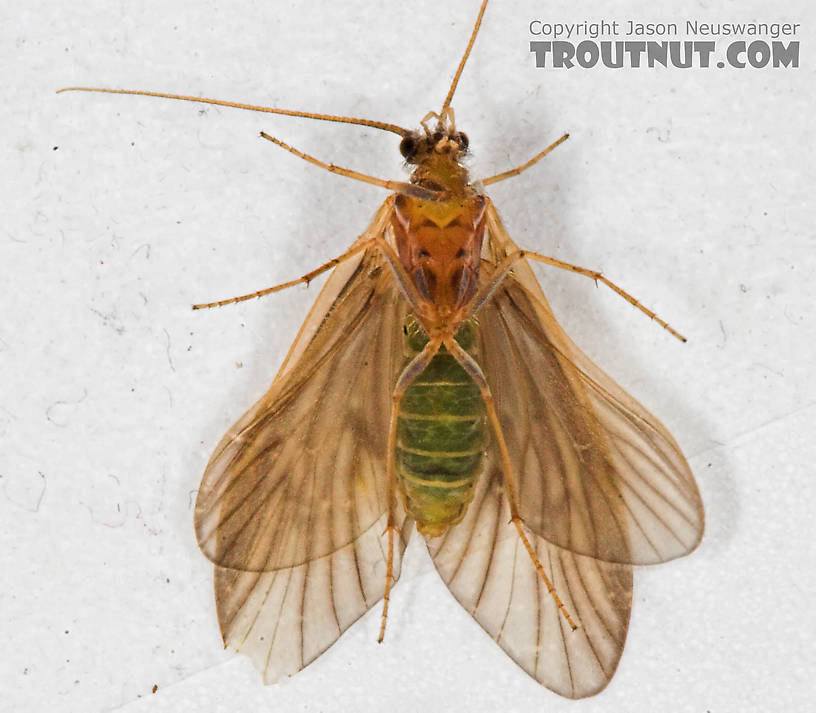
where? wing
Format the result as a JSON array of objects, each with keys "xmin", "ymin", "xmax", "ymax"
[
  {"xmin": 213, "ymin": 514, "xmax": 414, "ymax": 683},
  {"xmin": 479, "ymin": 202, "xmax": 704, "ymax": 565},
  {"xmin": 427, "ymin": 467, "xmax": 632, "ymax": 699},
  {"xmin": 194, "ymin": 229, "xmax": 411, "ymax": 572}
]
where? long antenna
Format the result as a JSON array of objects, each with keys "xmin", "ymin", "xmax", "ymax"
[
  {"xmin": 56, "ymin": 87, "xmax": 410, "ymax": 137},
  {"xmin": 439, "ymin": 0, "xmax": 489, "ymax": 116}
]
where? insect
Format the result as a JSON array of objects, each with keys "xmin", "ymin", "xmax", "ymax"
[{"xmin": 60, "ymin": 0, "xmax": 704, "ymax": 698}]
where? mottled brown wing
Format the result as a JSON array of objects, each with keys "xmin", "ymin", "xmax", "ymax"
[
  {"xmin": 194, "ymin": 237, "xmax": 411, "ymax": 572},
  {"xmin": 480, "ymin": 202, "xmax": 704, "ymax": 564},
  {"xmin": 427, "ymin": 467, "xmax": 633, "ymax": 698}
]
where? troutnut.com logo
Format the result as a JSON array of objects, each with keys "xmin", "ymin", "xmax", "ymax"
[{"xmin": 529, "ymin": 20, "xmax": 800, "ymax": 68}]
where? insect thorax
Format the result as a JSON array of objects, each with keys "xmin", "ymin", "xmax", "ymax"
[
  {"xmin": 396, "ymin": 316, "xmax": 487, "ymax": 537},
  {"xmin": 392, "ymin": 193, "xmax": 487, "ymax": 315}
]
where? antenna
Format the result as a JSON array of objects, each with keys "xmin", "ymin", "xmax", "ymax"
[
  {"xmin": 57, "ymin": 87, "xmax": 409, "ymax": 137},
  {"xmin": 439, "ymin": 0, "xmax": 489, "ymax": 117}
]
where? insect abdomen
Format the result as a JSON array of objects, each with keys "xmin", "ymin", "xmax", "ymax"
[{"xmin": 397, "ymin": 318, "xmax": 486, "ymax": 537}]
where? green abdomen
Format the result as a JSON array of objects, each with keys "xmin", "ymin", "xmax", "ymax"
[{"xmin": 396, "ymin": 318, "xmax": 486, "ymax": 537}]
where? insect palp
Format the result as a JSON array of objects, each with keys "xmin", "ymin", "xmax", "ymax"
[{"xmin": 420, "ymin": 110, "xmax": 442, "ymax": 135}]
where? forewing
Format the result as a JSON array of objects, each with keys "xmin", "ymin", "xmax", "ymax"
[
  {"xmin": 214, "ymin": 514, "xmax": 413, "ymax": 682},
  {"xmin": 479, "ymin": 204, "xmax": 704, "ymax": 564},
  {"xmin": 195, "ymin": 241, "xmax": 410, "ymax": 571},
  {"xmin": 427, "ymin": 468, "xmax": 632, "ymax": 699}
]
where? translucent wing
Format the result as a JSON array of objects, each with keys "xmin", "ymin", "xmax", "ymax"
[
  {"xmin": 213, "ymin": 514, "xmax": 414, "ymax": 683},
  {"xmin": 194, "ymin": 225, "xmax": 411, "ymax": 572},
  {"xmin": 480, "ymin": 202, "xmax": 704, "ymax": 564},
  {"xmin": 427, "ymin": 467, "xmax": 633, "ymax": 698}
]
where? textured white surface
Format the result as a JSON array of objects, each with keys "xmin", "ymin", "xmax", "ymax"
[{"xmin": 2, "ymin": 0, "xmax": 814, "ymax": 710}]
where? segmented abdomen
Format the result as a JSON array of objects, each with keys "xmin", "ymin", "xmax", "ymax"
[{"xmin": 396, "ymin": 317, "xmax": 486, "ymax": 537}]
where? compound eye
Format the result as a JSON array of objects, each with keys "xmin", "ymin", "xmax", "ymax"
[
  {"xmin": 399, "ymin": 134, "xmax": 418, "ymax": 161},
  {"xmin": 453, "ymin": 131, "xmax": 469, "ymax": 150}
]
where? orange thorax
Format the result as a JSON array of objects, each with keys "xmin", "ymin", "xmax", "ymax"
[{"xmin": 392, "ymin": 193, "xmax": 486, "ymax": 318}]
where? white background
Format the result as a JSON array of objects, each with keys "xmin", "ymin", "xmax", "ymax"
[{"xmin": 2, "ymin": 0, "xmax": 814, "ymax": 711}]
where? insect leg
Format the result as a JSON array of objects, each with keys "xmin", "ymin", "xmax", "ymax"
[
  {"xmin": 373, "ymin": 237, "xmax": 428, "ymax": 319},
  {"xmin": 192, "ymin": 239, "xmax": 376, "ymax": 309},
  {"xmin": 378, "ymin": 336, "xmax": 444, "ymax": 643},
  {"xmin": 470, "ymin": 224, "xmax": 686, "ymax": 342},
  {"xmin": 194, "ymin": 197, "xmax": 399, "ymax": 310},
  {"xmin": 259, "ymin": 132, "xmax": 446, "ymax": 201},
  {"xmin": 443, "ymin": 336, "xmax": 578, "ymax": 631},
  {"xmin": 482, "ymin": 201, "xmax": 685, "ymax": 340},
  {"xmin": 480, "ymin": 133, "xmax": 570, "ymax": 186},
  {"xmin": 525, "ymin": 250, "xmax": 686, "ymax": 341}
]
